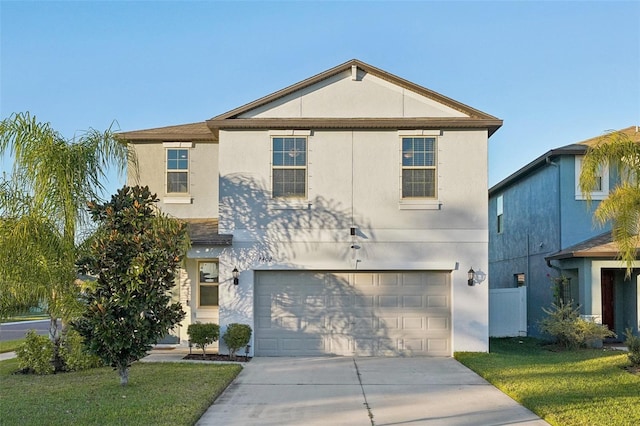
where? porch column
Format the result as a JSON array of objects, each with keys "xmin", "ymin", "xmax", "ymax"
[{"xmin": 583, "ymin": 262, "xmax": 603, "ymax": 323}]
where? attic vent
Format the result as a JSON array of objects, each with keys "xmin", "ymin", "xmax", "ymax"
[{"xmin": 351, "ymin": 65, "xmax": 358, "ymax": 81}]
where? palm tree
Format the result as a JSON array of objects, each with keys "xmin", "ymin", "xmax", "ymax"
[
  {"xmin": 579, "ymin": 128, "xmax": 640, "ymax": 276},
  {"xmin": 0, "ymin": 112, "xmax": 137, "ymax": 350}
]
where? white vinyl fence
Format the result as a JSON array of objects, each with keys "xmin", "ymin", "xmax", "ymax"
[{"xmin": 489, "ymin": 287, "xmax": 527, "ymax": 337}]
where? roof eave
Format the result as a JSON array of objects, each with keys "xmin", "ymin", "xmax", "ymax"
[
  {"xmin": 206, "ymin": 117, "xmax": 503, "ymax": 137},
  {"xmin": 189, "ymin": 235, "xmax": 234, "ymax": 246},
  {"xmin": 489, "ymin": 145, "xmax": 588, "ymax": 196}
]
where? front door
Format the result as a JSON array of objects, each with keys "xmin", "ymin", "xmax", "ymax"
[{"xmin": 601, "ymin": 270, "xmax": 615, "ymax": 331}]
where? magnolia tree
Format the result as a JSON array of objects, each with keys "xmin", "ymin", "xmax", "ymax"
[{"xmin": 73, "ymin": 186, "xmax": 186, "ymax": 386}]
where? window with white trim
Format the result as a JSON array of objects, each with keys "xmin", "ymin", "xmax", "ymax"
[
  {"xmin": 166, "ymin": 148, "xmax": 189, "ymax": 193},
  {"xmin": 402, "ymin": 137, "xmax": 437, "ymax": 198},
  {"xmin": 575, "ymin": 155, "xmax": 608, "ymax": 200},
  {"xmin": 198, "ymin": 261, "xmax": 218, "ymax": 307},
  {"xmin": 272, "ymin": 137, "xmax": 307, "ymax": 198}
]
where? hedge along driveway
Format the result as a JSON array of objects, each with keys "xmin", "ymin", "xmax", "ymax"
[{"xmin": 455, "ymin": 338, "xmax": 640, "ymax": 426}]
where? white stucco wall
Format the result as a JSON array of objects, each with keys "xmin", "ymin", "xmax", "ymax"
[
  {"xmin": 239, "ymin": 70, "xmax": 468, "ymax": 119},
  {"xmin": 134, "ymin": 68, "xmax": 493, "ymax": 354},
  {"xmin": 129, "ymin": 142, "xmax": 219, "ymax": 218},
  {"xmin": 217, "ymin": 126, "xmax": 490, "ymax": 354}
]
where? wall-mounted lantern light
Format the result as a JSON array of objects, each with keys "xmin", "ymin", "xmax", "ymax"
[
  {"xmin": 232, "ymin": 267, "xmax": 239, "ymax": 285},
  {"xmin": 468, "ymin": 268, "xmax": 476, "ymax": 286}
]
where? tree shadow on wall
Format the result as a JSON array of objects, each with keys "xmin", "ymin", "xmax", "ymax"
[
  {"xmin": 220, "ymin": 174, "xmax": 403, "ymax": 355},
  {"xmin": 255, "ymin": 271, "xmax": 406, "ymax": 356},
  {"xmin": 219, "ymin": 173, "xmax": 374, "ymax": 265}
]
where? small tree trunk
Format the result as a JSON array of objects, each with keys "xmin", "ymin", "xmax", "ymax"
[
  {"xmin": 118, "ymin": 365, "xmax": 129, "ymax": 386},
  {"xmin": 49, "ymin": 316, "xmax": 64, "ymax": 371},
  {"xmin": 48, "ymin": 316, "xmax": 59, "ymax": 344}
]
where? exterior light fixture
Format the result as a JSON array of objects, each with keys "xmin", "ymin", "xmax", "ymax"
[
  {"xmin": 232, "ymin": 267, "xmax": 239, "ymax": 285},
  {"xmin": 468, "ymin": 268, "xmax": 476, "ymax": 286}
]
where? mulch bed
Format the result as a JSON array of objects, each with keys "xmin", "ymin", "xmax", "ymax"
[
  {"xmin": 624, "ymin": 364, "xmax": 640, "ymax": 375},
  {"xmin": 183, "ymin": 353, "xmax": 252, "ymax": 363}
]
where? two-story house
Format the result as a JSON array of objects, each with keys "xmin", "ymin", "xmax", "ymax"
[
  {"xmin": 121, "ymin": 59, "xmax": 502, "ymax": 356},
  {"xmin": 489, "ymin": 127, "xmax": 640, "ymax": 339}
]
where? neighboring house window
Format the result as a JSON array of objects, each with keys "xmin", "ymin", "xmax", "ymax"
[
  {"xmin": 497, "ymin": 195, "xmax": 504, "ymax": 234},
  {"xmin": 402, "ymin": 137, "xmax": 437, "ymax": 198},
  {"xmin": 515, "ymin": 273, "xmax": 525, "ymax": 287},
  {"xmin": 575, "ymin": 156, "xmax": 608, "ymax": 200},
  {"xmin": 198, "ymin": 261, "xmax": 219, "ymax": 307},
  {"xmin": 272, "ymin": 137, "xmax": 307, "ymax": 198},
  {"xmin": 167, "ymin": 148, "xmax": 189, "ymax": 193}
]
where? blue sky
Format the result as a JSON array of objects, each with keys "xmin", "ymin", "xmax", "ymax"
[{"xmin": 1, "ymin": 0, "xmax": 638, "ymax": 194}]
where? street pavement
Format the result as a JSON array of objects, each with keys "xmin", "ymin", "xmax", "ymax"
[{"xmin": 0, "ymin": 319, "xmax": 52, "ymax": 341}]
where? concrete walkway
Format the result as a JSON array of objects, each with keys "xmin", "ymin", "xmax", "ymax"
[{"xmin": 196, "ymin": 356, "xmax": 549, "ymax": 426}]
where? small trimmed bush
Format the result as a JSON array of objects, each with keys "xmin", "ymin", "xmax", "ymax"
[
  {"xmin": 539, "ymin": 301, "xmax": 615, "ymax": 349},
  {"xmin": 16, "ymin": 329, "xmax": 54, "ymax": 375},
  {"xmin": 624, "ymin": 328, "xmax": 640, "ymax": 366},
  {"xmin": 222, "ymin": 323, "xmax": 252, "ymax": 358},
  {"xmin": 187, "ymin": 322, "xmax": 220, "ymax": 356},
  {"xmin": 59, "ymin": 328, "xmax": 105, "ymax": 371}
]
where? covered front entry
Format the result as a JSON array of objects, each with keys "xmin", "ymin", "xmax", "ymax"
[{"xmin": 254, "ymin": 271, "xmax": 451, "ymax": 356}]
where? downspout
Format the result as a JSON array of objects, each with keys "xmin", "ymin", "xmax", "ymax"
[{"xmin": 545, "ymin": 156, "xmax": 562, "ymax": 274}]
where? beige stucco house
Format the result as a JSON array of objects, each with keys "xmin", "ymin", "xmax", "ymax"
[{"xmin": 121, "ymin": 59, "xmax": 502, "ymax": 356}]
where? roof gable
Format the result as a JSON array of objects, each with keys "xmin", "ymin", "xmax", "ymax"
[
  {"xmin": 207, "ymin": 59, "xmax": 502, "ymax": 136},
  {"xmin": 577, "ymin": 126, "xmax": 640, "ymax": 147}
]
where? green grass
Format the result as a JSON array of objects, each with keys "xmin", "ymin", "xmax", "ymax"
[
  {"xmin": 0, "ymin": 338, "xmax": 24, "ymax": 353},
  {"xmin": 0, "ymin": 359, "xmax": 242, "ymax": 425},
  {"xmin": 455, "ymin": 338, "xmax": 640, "ymax": 426},
  {"xmin": 1, "ymin": 314, "xmax": 48, "ymax": 323}
]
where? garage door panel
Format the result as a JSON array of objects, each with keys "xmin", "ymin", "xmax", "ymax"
[
  {"xmin": 255, "ymin": 271, "xmax": 451, "ymax": 356},
  {"xmin": 427, "ymin": 295, "xmax": 448, "ymax": 308},
  {"xmin": 379, "ymin": 273, "xmax": 400, "ymax": 286},
  {"xmin": 402, "ymin": 295, "xmax": 424, "ymax": 308},
  {"xmin": 427, "ymin": 317, "xmax": 449, "ymax": 330},
  {"xmin": 379, "ymin": 295, "xmax": 400, "ymax": 307},
  {"xmin": 402, "ymin": 317, "xmax": 425, "ymax": 329}
]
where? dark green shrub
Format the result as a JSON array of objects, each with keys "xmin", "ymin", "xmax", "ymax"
[
  {"xmin": 624, "ymin": 328, "xmax": 640, "ymax": 366},
  {"xmin": 539, "ymin": 301, "xmax": 615, "ymax": 349},
  {"xmin": 187, "ymin": 322, "xmax": 220, "ymax": 356},
  {"xmin": 16, "ymin": 329, "xmax": 54, "ymax": 374},
  {"xmin": 73, "ymin": 186, "xmax": 187, "ymax": 386},
  {"xmin": 59, "ymin": 328, "xmax": 104, "ymax": 371},
  {"xmin": 222, "ymin": 323, "xmax": 252, "ymax": 358}
]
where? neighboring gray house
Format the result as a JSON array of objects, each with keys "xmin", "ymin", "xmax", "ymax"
[
  {"xmin": 489, "ymin": 126, "xmax": 640, "ymax": 339},
  {"xmin": 122, "ymin": 59, "xmax": 503, "ymax": 356}
]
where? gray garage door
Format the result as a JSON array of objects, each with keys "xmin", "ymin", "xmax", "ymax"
[{"xmin": 254, "ymin": 271, "xmax": 451, "ymax": 356}]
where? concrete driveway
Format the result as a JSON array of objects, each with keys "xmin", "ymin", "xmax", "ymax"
[{"xmin": 197, "ymin": 356, "xmax": 548, "ymax": 426}]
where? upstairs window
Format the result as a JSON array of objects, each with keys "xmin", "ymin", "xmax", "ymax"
[
  {"xmin": 402, "ymin": 137, "xmax": 436, "ymax": 198},
  {"xmin": 272, "ymin": 137, "xmax": 307, "ymax": 198},
  {"xmin": 166, "ymin": 148, "xmax": 189, "ymax": 193},
  {"xmin": 575, "ymin": 156, "xmax": 608, "ymax": 200}
]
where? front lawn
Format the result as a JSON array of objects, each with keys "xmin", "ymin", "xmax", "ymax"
[
  {"xmin": 455, "ymin": 338, "xmax": 640, "ymax": 426},
  {"xmin": 0, "ymin": 358, "xmax": 241, "ymax": 426},
  {"xmin": 0, "ymin": 338, "xmax": 24, "ymax": 353}
]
